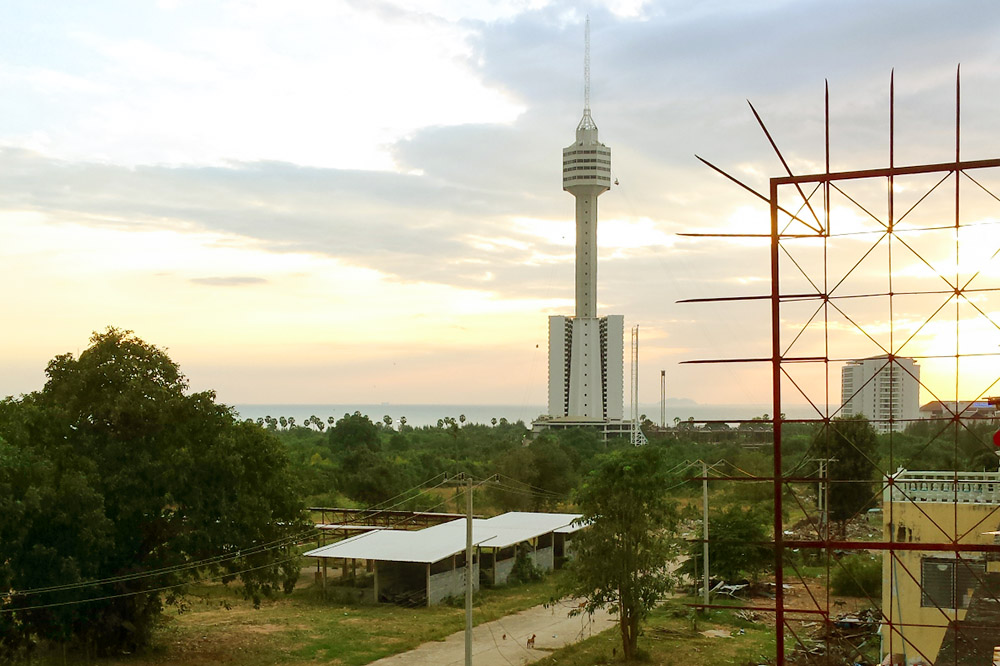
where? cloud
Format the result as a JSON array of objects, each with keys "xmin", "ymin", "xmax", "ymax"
[{"xmin": 189, "ymin": 276, "xmax": 268, "ymax": 286}]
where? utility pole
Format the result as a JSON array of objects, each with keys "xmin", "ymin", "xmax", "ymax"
[
  {"xmin": 810, "ymin": 458, "xmax": 833, "ymax": 538},
  {"xmin": 660, "ymin": 370, "xmax": 666, "ymax": 428},
  {"xmin": 465, "ymin": 474, "xmax": 473, "ymax": 666},
  {"xmin": 702, "ymin": 460, "xmax": 710, "ymax": 606}
]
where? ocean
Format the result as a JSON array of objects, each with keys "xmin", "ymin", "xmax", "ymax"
[{"xmin": 232, "ymin": 402, "xmax": 816, "ymax": 429}]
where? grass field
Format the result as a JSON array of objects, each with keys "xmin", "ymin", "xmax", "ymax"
[
  {"xmin": 32, "ymin": 568, "xmax": 568, "ymax": 666},
  {"xmin": 532, "ymin": 600, "xmax": 777, "ymax": 666}
]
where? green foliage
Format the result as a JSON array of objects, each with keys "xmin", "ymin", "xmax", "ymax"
[
  {"xmin": 817, "ymin": 417, "xmax": 878, "ymax": 528},
  {"xmin": 568, "ymin": 445, "xmax": 679, "ymax": 661},
  {"xmin": 831, "ymin": 553, "xmax": 882, "ymax": 598},
  {"xmin": 0, "ymin": 328, "xmax": 306, "ymax": 658},
  {"xmin": 508, "ymin": 544, "xmax": 543, "ymax": 584},
  {"xmin": 489, "ymin": 435, "xmax": 578, "ymax": 511},
  {"xmin": 892, "ymin": 419, "xmax": 1000, "ymax": 471},
  {"xmin": 684, "ymin": 503, "xmax": 772, "ymax": 584},
  {"xmin": 328, "ymin": 411, "xmax": 381, "ymax": 452}
]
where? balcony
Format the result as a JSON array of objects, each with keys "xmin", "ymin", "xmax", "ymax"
[{"xmin": 885, "ymin": 469, "xmax": 1000, "ymax": 505}]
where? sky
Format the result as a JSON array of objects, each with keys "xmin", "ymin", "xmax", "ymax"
[{"xmin": 2, "ymin": 0, "xmax": 1000, "ymax": 411}]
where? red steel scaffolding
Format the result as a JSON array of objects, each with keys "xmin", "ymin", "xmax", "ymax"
[{"xmin": 684, "ymin": 69, "xmax": 1000, "ymax": 665}]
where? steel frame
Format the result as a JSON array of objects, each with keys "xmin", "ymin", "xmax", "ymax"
[{"xmin": 685, "ymin": 70, "xmax": 1000, "ymax": 664}]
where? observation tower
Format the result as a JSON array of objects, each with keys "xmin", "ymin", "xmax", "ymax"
[{"xmin": 540, "ymin": 19, "xmax": 626, "ymax": 435}]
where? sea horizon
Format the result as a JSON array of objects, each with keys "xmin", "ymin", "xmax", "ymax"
[{"xmin": 232, "ymin": 402, "xmax": 817, "ymax": 429}]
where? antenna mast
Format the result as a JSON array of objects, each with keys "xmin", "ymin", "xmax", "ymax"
[
  {"xmin": 577, "ymin": 16, "xmax": 597, "ymax": 131},
  {"xmin": 584, "ymin": 15, "xmax": 590, "ymax": 112}
]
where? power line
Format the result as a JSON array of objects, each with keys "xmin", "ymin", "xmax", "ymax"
[{"xmin": 2, "ymin": 473, "xmax": 453, "ymax": 601}]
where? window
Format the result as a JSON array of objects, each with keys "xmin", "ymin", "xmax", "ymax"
[{"xmin": 920, "ymin": 557, "xmax": 986, "ymax": 609}]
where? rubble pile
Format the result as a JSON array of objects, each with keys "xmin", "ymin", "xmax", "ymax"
[{"xmin": 786, "ymin": 608, "xmax": 880, "ymax": 665}]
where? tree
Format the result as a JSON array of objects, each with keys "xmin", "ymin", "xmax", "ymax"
[
  {"xmin": 0, "ymin": 328, "xmax": 305, "ymax": 657},
  {"xmin": 328, "ymin": 412, "xmax": 379, "ymax": 452},
  {"xmin": 568, "ymin": 446, "xmax": 678, "ymax": 660},
  {"xmin": 819, "ymin": 416, "xmax": 878, "ymax": 533},
  {"xmin": 683, "ymin": 503, "xmax": 772, "ymax": 584}
]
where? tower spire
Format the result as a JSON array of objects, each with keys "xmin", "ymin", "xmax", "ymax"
[
  {"xmin": 578, "ymin": 16, "xmax": 597, "ymax": 131},
  {"xmin": 584, "ymin": 15, "xmax": 590, "ymax": 113}
]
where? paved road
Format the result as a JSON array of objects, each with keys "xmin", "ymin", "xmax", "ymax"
[{"xmin": 367, "ymin": 599, "xmax": 617, "ymax": 666}]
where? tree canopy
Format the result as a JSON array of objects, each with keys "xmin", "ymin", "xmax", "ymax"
[
  {"xmin": 684, "ymin": 502, "xmax": 772, "ymax": 584},
  {"xmin": 567, "ymin": 445, "xmax": 678, "ymax": 661},
  {"xmin": 0, "ymin": 328, "xmax": 306, "ymax": 658},
  {"xmin": 818, "ymin": 416, "xmax": 879, "ymax": 529}
]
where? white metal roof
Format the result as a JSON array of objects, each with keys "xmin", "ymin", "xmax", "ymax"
[
  {"xmin": 304, "ymin": 512, "xmax": 584, "ymax": 564},
  {"xmin": 304, "ymin": 519, "xmax": 496, "ymax": 563},
  {"xmin": 478, "ymin": 512, "xmax": 584, "ymax": 547}
]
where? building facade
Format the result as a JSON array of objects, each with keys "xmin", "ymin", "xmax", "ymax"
[
  {"xmin": 881, "ymin": 469, "xmax": 1000, "ymax": 665},
  {"xmin": 841, "ymin": 356, "xmax": 920, "ymax": 433}
]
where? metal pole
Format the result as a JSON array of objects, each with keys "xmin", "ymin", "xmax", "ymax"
[
  {"xmin": 702, "ymin": 460, "xmax": 710, "ymax": 606},
  {"xmin": 465, "ymin": 475, "xmax": 473, "ymax": 666},
  {"xmin": 770, "ymin": 176, "xmax": 785, "ymax": 663},
  {"xmin": 660, "ymin": 370, "xmax": 666, "ymax": 428}
]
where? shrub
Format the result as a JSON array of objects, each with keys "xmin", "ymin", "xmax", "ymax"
[
  {"xmin": 831, "ymin": 553, "xmax": 882, "ymax": 598},
  {"xmin": 508, "ymin": 544, "xmax": 543, "ymax": 584}
]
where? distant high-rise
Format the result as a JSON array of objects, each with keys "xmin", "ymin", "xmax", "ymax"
[
  {"xmin": 840, "ymin": 356, "xmax": 920, "ymax": 433},
  {"xmin": 546, "ymin": 18, "xmax": 624, "ymax": 424}
]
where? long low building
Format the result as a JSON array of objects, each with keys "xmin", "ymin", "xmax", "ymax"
[{"xmin": 304, "ymin": 512, "xmax": 584, "ymax": 606}]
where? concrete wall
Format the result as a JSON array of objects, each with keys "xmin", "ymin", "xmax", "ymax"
[
  {"xmin": 495, "ymin": 556, "xmax": 516, "ymax": 586},
  {"xmin": 428, "ymin": 563, "xmax": 479, "ymax": 605},
  {"xmin": 531, "ymin": 546, "xmax": 554, "ymax": 572}
]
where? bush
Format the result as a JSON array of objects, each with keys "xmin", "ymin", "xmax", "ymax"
[
  {"xmin": 508, "ymin": 545, "xmax": 542, "ymax": 584},
  {"xmin": 831, "ymin": 553, "xmax": 882, "ymax": 598}
]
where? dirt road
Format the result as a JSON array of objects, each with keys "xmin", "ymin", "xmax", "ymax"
[{"xmin": 367, "ymin": 598, "xmax": 616, "ymax": 666}]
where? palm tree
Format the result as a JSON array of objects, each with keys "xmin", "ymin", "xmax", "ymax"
[
  {"xmin": 399, "ymin": 416, "xmax": 407, "ymax": 428},
  {"xmin": 459, "ymin": 414, "xmax": 466, "ymax": 427},
  {"xmin": 491, "ymin": 417, "xmax": 498, "ymax": 427},
  {"xmin": 287, "ymin": 416, "xmax": 296, "ymax": 428},
  {"xmin": 383, "ymin": 415, "xmax": 393, "ymax": 430},
  {"xmin": 279, "ymin": 416, "xmax": 288, "ymax": 429}
]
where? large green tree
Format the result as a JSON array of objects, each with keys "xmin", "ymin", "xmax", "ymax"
[
  {"xmin": 683, "ymin": 502, "xmax": 772, "ymax": 584},
  {"xmin": 0, "ymin": 328, "xmax": 306, "ymax": 658},
  {"xmin": 568, "ymin": 445, "xmax": 678, "ymax": 661},
  {"xmin": 819, "ymin": 416, "xmax": 879, "ymax": 532}
]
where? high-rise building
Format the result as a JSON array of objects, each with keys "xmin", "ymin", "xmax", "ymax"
[
  {"xmin": 840, "ymin": 356, "xmax": 920, "ymax": 433},
  {"xmin": 543, "ymin": 19, "xmax": 625, "ymax": 429}
]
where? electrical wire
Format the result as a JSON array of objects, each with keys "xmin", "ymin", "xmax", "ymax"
[{"xmin": 2, "ymin": 473, "xmax": 454, "ymax": 601}]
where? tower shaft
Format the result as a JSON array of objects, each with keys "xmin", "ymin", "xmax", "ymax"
[{"xmin": 574, "ymin": 187, "xmax": 601, "ymax": 318}]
